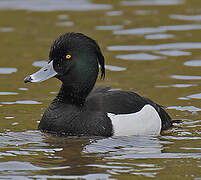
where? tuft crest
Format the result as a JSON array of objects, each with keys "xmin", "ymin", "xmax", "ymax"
[{"xmin": 95, "ymin": 41, "xmax": 105, "ymax": 79}]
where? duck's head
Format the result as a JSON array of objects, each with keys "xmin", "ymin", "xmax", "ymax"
[{"xmin": 24, "ymin": 32, "xmax": 105, "ymax": 103}]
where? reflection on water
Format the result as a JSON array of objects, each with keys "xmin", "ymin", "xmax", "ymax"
[
  {"xmin": 167, "ymin": 106, "xmax": 201, "ymax": 112},
  {"xmin": 135, "ymin": 9, "xmax": 158, "ymax": 15},
  {"xmin": 0, "ymin": 68, "xmax": 17, "ymax": 74},
  {"xmin": 0, "ymin": 92, "xmax": 18, "ymax": 95},
  {"xmin": 1, "ymin": 100, "xmax": 42, "ymax": 105},
  {"xmin": 96, "ymin": 25, "xmax": 124, "ymax": 31},
  {"xmin": 106, "ymin": 11, "xmax": 123, "ymax": 16},
  {"xmin": 0, "ymin": 0, "xmax": 112, "ymax": 11},
  {"xmin": 114, "ymin": 27, "xmax": 165, "ymax": 35},
  {"xmin": 154, "ymin": 50, "xmax": 191, "ymax": 56},
  {"xmin": 1, "ymin": 0, "xmax": 201, "ymax": 179},
  {"xmin": 171, "ymin": 75, "xmax": 201, "ymax": 80},
  {"xmin": 145, "ymin": 34, "xmax": 174, "ymax": 40},
  {"xmin": 170, "ymin": 14, "xmax": 201, "ymax": 21},
  {"xmin": 32, "ymin": 60, "xmax": 47, "ymax": 67},
  {"xmin": 184, "ymin": 60, "xmax": 201, "ymax": 67},
  {"xmin": 156, "ymin": 84, "xmax": 197, "ymax": 88},
  {"xmin": 0, "ymin": 131, "xmax": 201, "ymax": 178},
  {"xmin": 116, "ymin": 53, "xmax": 164, "ymax": 61},
  {"xmin": 106, "ymin": 152, "xmax": 201, "ymax": 160},
  {"xmin": 105, "ymin": 65, "xmax": 126, "ymax": 71},
  {"xmin": 57, "ymin": 14, "xmax": 69, "ymax": 19},
  {"xmin": 84, "ymin": 136, "xmax": 163, "ymax": 154},
  {"xmin": 11, "ymin": 122, "xmax": 19, "ymax": 126},
  {"xmin": 113, "ymin": 24, "xmax": 201, "ymax": 35},
  {"xmin": 56, "ymin": 21, "xmax": 74, "ymax": 27},
  {"xmin": 177, "ymin": 97, "xmax": 190, "ymax": 100},
  {"xmin": 120, "ymin": 0, "xmax": 184, "ymax": 6},
  {"xmin": 4, "ymin": 117, "xmax": 15, "ymax": 119},
  {"xmin": 18, "ymin": 87, "xmax": 29, "ymax": 91},
  {"xmin": 108, "ymin": 42, "xmax": 201, "ymax": 51},
  {"xmin": 0, "ymin": 27, "xmax": 15, "ymax": 32},
  {"xmin": 49, "ymin": 91, "xmax": 57, "ymax": 94},
  {"xmin": 187, "ymin": 93, "xmax": 201, "ymax": 100},
  {"xmin": 0, "ymin": 161, "xmax": 69, "ymax": 171}
]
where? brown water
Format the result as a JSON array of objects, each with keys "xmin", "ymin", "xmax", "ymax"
[{"xmin": 0, "ymin": 0, "xmax": 201, "ymax": 179}]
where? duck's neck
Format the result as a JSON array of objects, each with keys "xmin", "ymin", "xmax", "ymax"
[
  {"xmin": 54, "ymin": 79, "xmax": 96, "ymax": 106},
  {"xmin": 54, "ymin": 54, "xmax": 99, "ymax": 105},
  {"xmin": 56, "ymin": 84, "xmax": 86, "ymax": 105}
]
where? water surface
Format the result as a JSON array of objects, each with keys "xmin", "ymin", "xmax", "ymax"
[{"xmin": 0, "ymin": 0, "xmax": 201, "ymax": 179}]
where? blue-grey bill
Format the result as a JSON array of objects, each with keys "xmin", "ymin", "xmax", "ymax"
[{"xmin": 24, "ymin": 61, "xmax": 57, "ymax": 83}]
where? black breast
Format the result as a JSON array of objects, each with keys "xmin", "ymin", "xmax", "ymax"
[{"xmin": 38, "ymin": 100, "xmax": 113, "ymax": 137}]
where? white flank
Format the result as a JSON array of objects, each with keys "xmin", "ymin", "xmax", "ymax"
[{"xmin": 107, "ymin": 105, "xmax": 161, "ymax": 136}]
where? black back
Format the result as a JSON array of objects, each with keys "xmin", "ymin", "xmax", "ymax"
[{"xmin": 86, "ymin": 87, "xmax": 173, "ymax": 131}]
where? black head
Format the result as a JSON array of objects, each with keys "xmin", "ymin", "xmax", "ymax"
[
  {"xmin": 24, "ymin": 32, "xmax": 105, "ymax": 104},
  {"xmin": 49, "ymin": 32, "xmax": 105, "ymax": 79}
]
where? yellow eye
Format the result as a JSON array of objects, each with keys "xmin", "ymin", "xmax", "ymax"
[{"xmin": 66, "ymin": 54, "xmax": 71, "ymax": 59}]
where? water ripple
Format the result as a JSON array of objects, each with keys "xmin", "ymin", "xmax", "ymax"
[
  {"xmin": 0, "ymin": 68, "xmax": 17, "ymax": 74},
  {"xmin": 56, "ymin": 21, "xmax": 74, "ymax": 26},
  {"xmin": 145, "ymin": 34, "xmax": 174, "ymax": 40},
  {"xmin": 106, "ymin": 11, "xmax": 123, "ymax": 16},
  {"xmin": 107, "ymin": 42, "xmax": 201, "ymax": 51},
  {"xmin": 4, "ymin": 117, "xmax": 15, "ymax": 119},
  {"xmin": 57, "ymin": 14, "xmax": 69, "ymax": 19},
  {"xmin": 156, "ymin": 84, "xmax": 197, "ymax": 88},
  {"xmin": 96, "ymin": 25, "xmax": 124, "ymax": 30},
  {"xmin": 116, "ymin": 53, "xmax": 164, "ymax": 60},
  {"xmin": 32, "ymin": 61, "xmax": 47, "ymax": 67},
  {"xmin": 154, "ymin": 50, "xmax": 191, "ymax": 56},
  {"xmin": 18, "ymin": 88, "xmax": 29, "ymax": 91},
  {"xmin": 187, "ymin": 93, "xmax": 201, "ymax": 100},
  {"xmin": 170, "ymin": 75, "xmax": 201, "ymax": 80},
  {"xmin": 167, "ymin": 106, "xmax": 201, "ymax": 112},
  {"xmin": 170, "ymin": 14, "xmax": 201, "ymax": 21},
  {"xmin": 105, "ymin": 65, "xmax": 126, "ymax": 71},
  {"xmin": 184, "ymin": 60, "xmax": 201, "ymax": 67},
  {"xmin": 0, "ymin": 92, "xmax": 18, "ymax": 95},
  {"xmin": 0, "ymin": 0, "xmax": 112, "ymax": 11},
  {"xmin": 0, "ymin": 131, "xmax": 46, "ymax": 147},
  {"xmin": 0, "ymin": 27, "xmax": 15, "ymax": 32},
  {"xmin": 113, "ymin": 24, "xmax": 201, "ymax": 35},
  {"xmin": 83, "ymin": 136, "xmax": 164, "ymax": 154},
  {"xmin": 1, "ymin": 100, "xmax": 42, "ymax": 105},
  {"xmin": 121, "ymin": 0, "xmax": 184, "ymax": 6},
  {"xmin": 31, "ymin": 174, "xmax": 113, "ymax": 180},
  {"xmin": 0, "ymin": 161, "xmax": 69, "ymax": 171},
  {"xmin": 135, "ymin": 10, "xmax": 158, "ymax": 15},
  {"xmin": 114, "ymin": 27, "xmax": 165, "ymax": 35},
  {"xmin": 106, "ymin": 153, "xmax": 201, "ymax": 160}
]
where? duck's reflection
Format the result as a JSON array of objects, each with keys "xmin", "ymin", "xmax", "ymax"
[
  {"xmin": 0, "ymin": 130, "xmax": 165, "ymax": 177},
  {"xmin": 40, "ymin": 134, "xmax": 164, "ymax": 176},
  {"xmin": 83, "ymin": 136, "xmax": 163, "ymax": 155}
]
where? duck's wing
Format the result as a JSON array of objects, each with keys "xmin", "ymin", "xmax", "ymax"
[
  {"xmin": 89, "ymin": 86, "xmax": 111, "ymax": 95},
  {"xmin": 86, "ymin": 86, "xmax": 174, "ymax": 131}
]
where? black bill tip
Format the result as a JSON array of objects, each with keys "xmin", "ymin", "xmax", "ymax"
[{"xmin": 24, "ymin": 75, "xmax": 32, "ymax": 83}]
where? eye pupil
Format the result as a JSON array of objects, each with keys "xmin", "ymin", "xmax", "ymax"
[{"xmin": 66, "ymin": 54, "xmax": 71, "ymax": 59}]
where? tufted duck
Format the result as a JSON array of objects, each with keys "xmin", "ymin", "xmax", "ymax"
[{"xmin": 24, "ymin": 32, "xmax": 179, "ymax": 137}]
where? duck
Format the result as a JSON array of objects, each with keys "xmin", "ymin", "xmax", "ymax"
[{"xmin": 24, "ymin": 32, "xmax": 179, "ymax": 137}]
